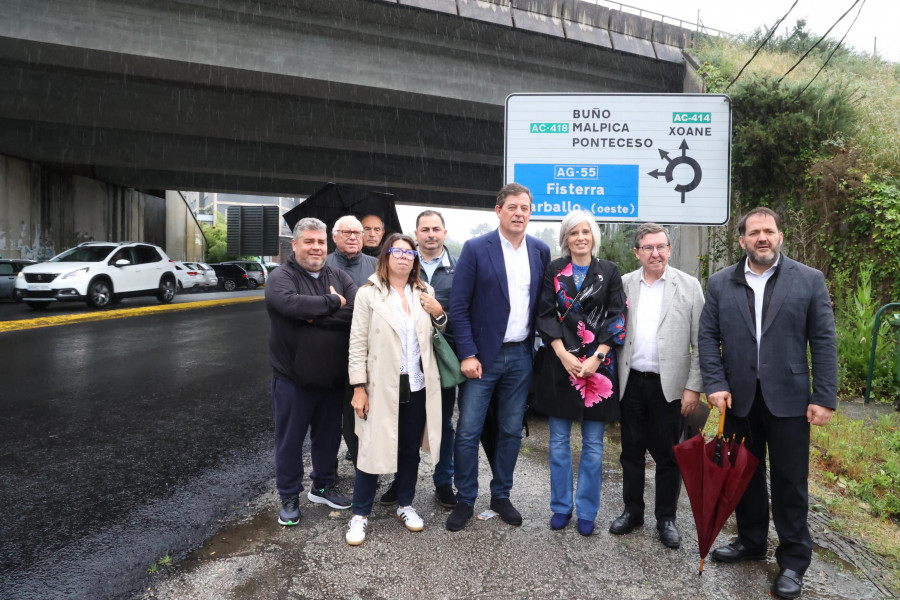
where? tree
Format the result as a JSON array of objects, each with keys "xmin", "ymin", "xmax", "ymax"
[
  {"xmin": 469, "ymin": 223, "xmax": 493, "ymax": 238},
  {"xmin": 202, "ymin": 213, "xmax": 230, "ymax": 263}
]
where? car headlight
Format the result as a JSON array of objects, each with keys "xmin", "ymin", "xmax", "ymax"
[
  {"xmin": 62, "ymin": 267, "xmax": 89, "ymax": 279},
  {"xmin": 17, "ymin": 271, "xmax": 23, "ymax": 279}
]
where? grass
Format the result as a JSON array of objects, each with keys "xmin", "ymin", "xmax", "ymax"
[
  {"xmin": 147, "ymin": 554, "xmax": 172, "ymax": 574},
  {"xmin": 692, "ymin": 35, "xmax": 900, "ymax": 174}
]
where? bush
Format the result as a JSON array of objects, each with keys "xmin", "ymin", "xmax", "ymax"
[{"xmin": 833, "ymin": 262, "xmax": 899, "ymax": 400}]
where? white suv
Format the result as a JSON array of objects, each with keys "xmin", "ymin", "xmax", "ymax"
[{"xmin": 15, "ymin": 242, "xmax": 177, "ymax": 310}]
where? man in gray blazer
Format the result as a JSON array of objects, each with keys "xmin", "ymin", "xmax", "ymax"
[
  {"xmin": 611, "ymin": 223, "xmax": 705, "ymax": 549},
  {"xmin": 699, "ymin": 207, "xmax": 837, "ymax": 600}
]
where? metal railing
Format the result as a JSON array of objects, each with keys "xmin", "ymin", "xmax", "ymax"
[{"xmin": 588, "ymin": 0, "xmax": 731, "ymax": 37}]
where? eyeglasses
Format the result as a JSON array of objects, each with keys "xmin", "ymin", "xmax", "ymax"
[
  {"xmin": 336, "ymin": 229, "xmax": 363, "ymax": 238},
  {"xmin": 639, "ymin": 244, "xmax": 670, "ymax": 254},
  {"xmin": 386, "ymin": 248, "xmax": 418, "ymax": 259}
]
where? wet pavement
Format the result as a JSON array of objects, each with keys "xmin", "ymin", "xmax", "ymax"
[
  {"xmin": 0, "ymin": 300, "xmax": 273, "ymax": 599},
  {"xmin": 141, "ymin": 416, "xmax": 890, "ymax": 600}
]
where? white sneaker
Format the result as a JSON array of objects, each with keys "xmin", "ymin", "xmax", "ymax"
[
  {"xmin": 396, "ymin": 505, "xmax": 424, "ymax": 532},
  {"xmin": 346, "ymin": 515, "xmax": 367, "ymax": 546}
]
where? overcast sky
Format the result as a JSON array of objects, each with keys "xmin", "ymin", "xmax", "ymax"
[{"xmin": 600, "ymin": 0, "xmax": 897, "ymax": 62}]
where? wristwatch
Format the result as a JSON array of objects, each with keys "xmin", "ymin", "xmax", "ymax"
[{"xmin": 594, "ymin": 350, "xmax": 606, "ymax": 361}]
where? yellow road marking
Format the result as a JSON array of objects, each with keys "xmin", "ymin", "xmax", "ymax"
[{"xmin": 0, "ymin": 296, "xmax": 265, "ymax": 333}]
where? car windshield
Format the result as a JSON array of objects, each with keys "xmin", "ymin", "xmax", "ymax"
[{"xmin": 50, "ymin": 245, "xmax": 117, "ymax": 262}]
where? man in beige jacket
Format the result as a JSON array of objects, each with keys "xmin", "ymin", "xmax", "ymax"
[{"xmin": 611, "ymin": 223, "xmax": 705, "ymax": 549}]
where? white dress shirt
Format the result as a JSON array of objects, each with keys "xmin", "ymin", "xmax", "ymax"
[
  {"xmin": 630, "ymin": 267, "xmax": 666, "ymax": 373},
  {"xmin": 744, "ymin": 256, "xmax": 779, "ymax": 370},
  {"xmin": 499, "ymin": 232, "xmax": 531, "ymax": 343}
]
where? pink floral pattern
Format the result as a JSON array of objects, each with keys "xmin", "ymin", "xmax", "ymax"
[
  {"xmin": 569, "ymin": 371, "xmax": 615, "ymax": 407},
  {"xmin": 577, "ymin": 321, "xmax": 595, "ymax": 346},
  {"xmin": 558, "ymin": 263, "xmax": 573, "ymax": 277}
]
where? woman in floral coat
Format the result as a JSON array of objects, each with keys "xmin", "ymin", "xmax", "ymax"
[{"xmin": 534, "ymin": 210, "xmax": 627, "ymax": 536}]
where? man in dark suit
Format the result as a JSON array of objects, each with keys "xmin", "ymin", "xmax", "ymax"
[
  {"xmin": 446, "ymin": 183, "xmax": 551, "ymax": 531},
  {"xmin": 699, "ymin": 207, "xmax": 837, "ymax": 600}
]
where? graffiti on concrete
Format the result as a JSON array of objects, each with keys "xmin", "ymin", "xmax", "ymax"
[{"xmin": 17, "ymin": 222, "xmax": 56, "ymax": 261}]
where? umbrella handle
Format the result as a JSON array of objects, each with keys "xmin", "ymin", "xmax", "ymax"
[{"xmin": 716, "ymin": 404, "xmax": 727, "ymax": 438}]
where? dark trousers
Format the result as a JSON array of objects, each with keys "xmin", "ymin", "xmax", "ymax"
[
  {"xmin": 619, "ymin": 370, "xmax": 683, "ymax": 521},
  {"xmin": 341, "ymin": 382, "xmax": 358, "ymax": 466},
  {"xmin": 724, "ymin": 382, "xmax": 812, "ymax": 573},
  {"xmin": 272, "ymin": 377, "xmax": 343, "ymax": 499},
  {"xmin": 352, "ymin": 389, "xmax": 427, "ymax": 516}
]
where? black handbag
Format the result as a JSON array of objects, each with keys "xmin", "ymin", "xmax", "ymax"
[{"xmin": 431, "ymin": 327, "xmax": 467, "ymax": 388}]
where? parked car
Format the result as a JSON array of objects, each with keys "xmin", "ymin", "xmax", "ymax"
[
  {"xmin": 1, "ymin": 259, "xmax": 36, "ymax": 300},
  {"xmin": 15, "ymin": 242, "xmax": 177, "ymax": 310},
  {"xmin": 210, "ymin": 263, "xmax": 250, "ymax": 292},
  {"xmin": 219, "ymin": 261, "xmax": 267, "ymax": 288},
  {"xmin": 190, "ymin": 262, "xmax": 218, "ymax": 289},
  {"xmin": 173, "ymin": 261, "xmax": 207, "ymax": 293},
  {"xmin": 264, "ymin": 262, "xmax": 281, "ymax": 273}
]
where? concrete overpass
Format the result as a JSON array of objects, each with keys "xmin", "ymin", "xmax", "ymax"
[{"xmin": 0, "ymin": 0, "xmax": 701, "ymax": 210}]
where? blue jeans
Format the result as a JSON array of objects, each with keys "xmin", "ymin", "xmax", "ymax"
[
  {"xmin": 432, "ymin": 386, "xmax": 457, "ymax": 488},
  {"xmin": 454, "ymin": 340, "xmax": 532, "ymax": 506},
  {"xmin": 549, "ymin": 417, "xmax": 606, "ymax": 521}
]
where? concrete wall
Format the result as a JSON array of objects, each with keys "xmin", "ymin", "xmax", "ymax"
[
  {"xmin": 0, "ymin": 154, "xmax": 166, "ymax": 260},
  {"xmin": 165, "ymin": 191, "xmax": 206, "ymax": 262}
]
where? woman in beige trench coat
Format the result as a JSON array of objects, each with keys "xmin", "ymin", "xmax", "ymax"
[{"xmin": 345, "ymin": 233, "xmax": 446, "ymax": 546}]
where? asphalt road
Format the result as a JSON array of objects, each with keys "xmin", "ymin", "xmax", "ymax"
[{"xmin": 0, "ymin": 298, "xmax": 274, "ymax": 600}]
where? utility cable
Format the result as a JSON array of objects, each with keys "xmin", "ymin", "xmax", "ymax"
[
  {"xmin": 793, "ymin": 0, "xmax": 865, "ymax": 101},
  {"xmin": 724, "ymin": 0, "xmax": 799, "ymax": 92},
  {"xmin": 778, "ymin": 0, "xmax": 862, "ymax": 82}
]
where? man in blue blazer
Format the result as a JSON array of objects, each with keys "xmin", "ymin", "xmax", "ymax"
[
  {"xmin": 446, "ymin": 183, "xmax": 551, "ymax": 531},
  {"xmin": 699, "ymin": 207, "xmax": 837, "ymax": 600}
]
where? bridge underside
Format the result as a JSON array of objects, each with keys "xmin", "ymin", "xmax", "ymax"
[{"xmin": 0, "ymin": 0, "xmax": 689, "ymax": 209}]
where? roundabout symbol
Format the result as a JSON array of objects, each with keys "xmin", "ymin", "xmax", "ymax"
[{"xmin": 647, "ymin": 139, "xmax": 702, "ymax": 203}]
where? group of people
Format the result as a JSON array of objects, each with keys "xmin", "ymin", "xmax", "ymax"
[{"xmin": 264, "ymin": 183, "xmax": 837, "ymax": 600}]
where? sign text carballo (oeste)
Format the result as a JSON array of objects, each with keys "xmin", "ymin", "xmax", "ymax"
[{"xmin": 504, "ymin": 94, "xmax": 731, "ymax": 224}]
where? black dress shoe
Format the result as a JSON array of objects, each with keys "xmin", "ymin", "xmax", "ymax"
[
  {"xmin": 710, "ymin": 540, "xmax": 767, "ymax": 563},
  {"xmin": 772, "ymin": 568, "xmax": 803, "ymax": 599},
  {"xmin": 609, "ymin": 511, "xmax": 644, "ymax": 535},
  {"xmin": 379, "ymin": 480, "xmax": 398, "ymax": 506},
  {"xmin": 490, "ymin": 497, "xmax": 523, "ymax": 526},
  {"xmin": 657, "ymin": 520, "xmax": 681, "ymax": 549},
  {"xmin": 446, "ymin": 503, "xmax": 474, "ymax": 531}
]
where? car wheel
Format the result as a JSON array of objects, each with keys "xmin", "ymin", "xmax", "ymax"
[
  {"xmin": 87, "ymin": 279, "xmax": 113, "ymax": 308},
  {"xmin": 157, "ymin": 276, "xmax": 176, "ymax": 304},
  {"xmin": 25, "ymin": 301, "xmax": 49, "ymax": 310},
  {"xmin": 176, "ymin": 281, "xmax": 184, "ymax": 294},
  {"xmin": 223, "ymin": 279, "xmax": 236, "ymax": 292},
  {"xmin": 247, "ymin": 279, "xmax": 259, "ymax": 290}
]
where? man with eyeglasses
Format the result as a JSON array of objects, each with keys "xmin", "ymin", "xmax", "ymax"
[
  {"xmin": 360, "ymin": 214, "xmax": 386, "ymax": 258},
  {"xmin": 610, "ymin": 222, "xmax": 705, "ymax": 550},
  {"xmin": 326, "ymin": 215, "xmax": 378, "ymax": 466},
  {"xmin": 325, "ymin": 216, "xmax": 378, "ymax": 288}
]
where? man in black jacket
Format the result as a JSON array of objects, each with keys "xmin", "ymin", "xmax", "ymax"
[{"xmin": 265, "ymin": 217, "xmax": 357, "ymax": 526}]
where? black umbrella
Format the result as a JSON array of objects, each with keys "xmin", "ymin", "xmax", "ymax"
[{"xmin": 282, "ymin": 183, "xmax": 402, "ymax": 241}]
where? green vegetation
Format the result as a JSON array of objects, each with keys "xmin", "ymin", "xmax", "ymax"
[
  {"xmin": 692, "ymin": 22, "xmax": 900, "ymax": 401},
  {"xmin": 201, "ymin": 213, "xmax": 229, "ymax": 263},
  {"xmin": 147, "ymin": 554, "xmax": 172, "ymax": 574}
]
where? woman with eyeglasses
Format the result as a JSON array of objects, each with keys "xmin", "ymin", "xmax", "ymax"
[
  {"xmin": 345, "ymin": 233, "xmax": 447, "ymax": 545},
  {"xmin": 533, "ymin": 210, "xmax": 627, "ymax": 536}
]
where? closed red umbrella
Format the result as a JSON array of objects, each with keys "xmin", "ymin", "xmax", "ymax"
[{"xmin": 673, "ymin": 406, "xmax": 760, "ymax": 574}]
